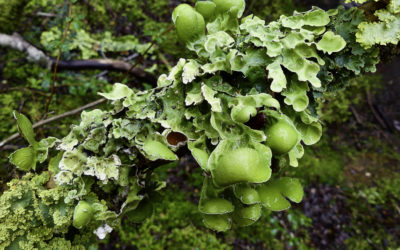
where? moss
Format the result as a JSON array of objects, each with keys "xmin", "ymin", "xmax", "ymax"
[
  {"xmin": 247, "ymin": 0, "xmax": 299, "ymax": 21},
  {"xmin": 286, "ymin": 134, "xmax": 345, "ymax": 185},
  {"xmin": 344, "ymin": 173, "xmax": 400, "ymax": 249},
  {"xmin": 231, "ymin": 209, "xmax": 312, "ymax": 248},
  {"xmin": 0, "ymin": 0, "xmax": 30, "ymax": 34},
  {"xmin": 118, "ymin": 189, "xmax": 228, "ymax": 249},
  {"xmin": 317, "ymin": 74, "xmax": 383, "ymax": 124}
]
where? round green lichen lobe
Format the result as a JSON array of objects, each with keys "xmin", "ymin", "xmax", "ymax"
[
  {"xmin": 72, "ymin": 201, "xmax": 94, "ymax": 229},
  {"xmin": 195, "ymin": 1, "xmax": 217, "ymax": 20},
  {"xmin": 191, "ymin": 148, "xmax": 210, "ymax": 170},
  {"xmin": 203, "ymin": 214, "xmax": 231, "ymax": 232},
  {"xmin": 316, "ymin": 31, "xmax": 347, "ymax": 54},
  {"xmin": 265, "ymin": 121, "xmax": 298, "ymax": 155},
  {"xmin": 173, "ymin": 4, "xmax": 206, "ymax": 43},
  {"xmin": 213, "ymin": 148, "xmax": 265, "ymax": 187},
  {"xmin": 200, "ymin": 198, "xmax": 234, "ymax": 214},
  {"xmin": 232, "ymin": 106, "xmax": 257, "ymax": 123},
  {"xmin": 143, "ymin": 140, "xmax": 177, "ymax": 161},
  {"xmin": 172, "ymin": 4, "xmax": 193, "ymax": 23}
]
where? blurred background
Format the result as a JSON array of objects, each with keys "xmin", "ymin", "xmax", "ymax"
[{"xmin": 0, "ymin": 0, "xmax": 399, "ymax": 249}]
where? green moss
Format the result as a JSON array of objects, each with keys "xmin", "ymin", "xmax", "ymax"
[
  {"xmin": 0, "ymin": 51, "xmax": 46, "ymax": 91},
  {"xmin": 344, "ymin": 173, "xmax": 400, "ymax": 249},
  {"xmin": 317, "ymin": 74, "xmax": 383, "ymax": 124},
  {"xmin": 231, "ymin": 209, "xmax": 312, "ymax": 248},
  {"xmin": 118, "ymin": 189, "xmax": 228, "ymax": 249},
  {"xmin": 247, "ymin": 0, "xmax": 299, "ymax": 21},
  {"xmin": 285, "ymin": 134, "xmax": 344, "ymax": 185},
  {"xmin": 0, "ymin": 0, "xmax": 30, "ymax": 33}
]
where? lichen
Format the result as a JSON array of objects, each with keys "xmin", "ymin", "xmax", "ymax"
[{"xmin": 356, "ymin": 0, "xmax": 400, "ymax": 48}]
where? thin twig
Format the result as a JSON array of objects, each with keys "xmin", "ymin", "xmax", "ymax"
[
  {"xmin": 366, "ymin": 91, "xmax": 387, "ymax": 129},
  {"xmin": 121, "ymin": 25, "xmax": 174, "ymax": 82},
  {"xmin": 44, "ymin": 1, "xmax": 73, "ymax": 116},
  {"xmin": 36, "ymin": 12, "xmax": 57, "ymax": 17},
  {"xmin": 350, "ymin": 105, "xmax": 362, "ymax": 124},
  {"xmin": 157, "ymin": 51, "xmax": 172, "ymax": 71},
  {"xmin": 0, "ymin": 87, "xmax": 50, "ymax": 97},
  {"xmin": 2, "ymin": 145, "xmax": 19, "ymax": 150},
  {"xmin": 93, "ymin": 53, "xmax": 139, "ymax": 79},
  {"xmin": 0, "ymin": 98, "xmax": 107, "ymax": 149}
]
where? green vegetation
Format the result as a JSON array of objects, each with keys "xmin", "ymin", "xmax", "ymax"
[{"xmin": 1, "ymin": 0, "xmax": 399, "ymax": 249}]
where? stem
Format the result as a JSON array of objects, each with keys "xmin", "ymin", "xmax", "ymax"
[
  {"xmin": 121, "ymin": 25, "xmax": 174, "ymax": 82},
  {"xmin": 43, "ymin": 1, "xmax": 73, "ymax": 117},
  {"xmin": 0, "ymin": 98, "xmax": 107, "ymax": 149}
]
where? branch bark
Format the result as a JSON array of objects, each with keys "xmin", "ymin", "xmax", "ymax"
[
  {"xmin": 0, "ymin": 32, "xmax": 157, "ymax": 84},
  {"xmin": 0, "ymin": 98, "xmax": 107, "ymax": 149},
  {"xmin": 0, "ymin": 33, "xmax": 51, "ymax": 68},
  {"xmin": 53, "ymin": 59, "xmax": 156, "ymax": 82}
]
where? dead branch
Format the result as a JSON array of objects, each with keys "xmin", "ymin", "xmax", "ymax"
[
  {"xmin": 53, "ymin": 59, "xmax": 156, "ymax": 82},
  {"xmin": 36, "ymin": 12, "xmax": 57, "ymax": 17},
  {"xmin": 366, "ymin": 91, "xmax": 388, "ymax": 130},
  {"xmin": 0, "ymin": 32, "xmax": 156, "ymax": 84},
  {"xmin": 350, "ymin": 105, "xmax": 362, "ymax": 124},
  {"xmin": 0, "ymin": 33, "xmax": 51, "ymax": 68},
  {"xmin": 0, "ymin": 98, "xmax": 107, "ymax": 149}
]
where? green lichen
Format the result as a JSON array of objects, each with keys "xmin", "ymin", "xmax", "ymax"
[
  {"xmin": 1, "ymin": 0, "xmax": 391, "ymax": 244},
  {"xmin": 0, "ymin": 172, "xmax": 83, "ymax": 249},
  {"xmin": 30, "ymin": 4, "xmax": 377, "ymax": 234},
  {"xmin": 356, "ymin": 0, "xmax": 400, "ymax": 48}
]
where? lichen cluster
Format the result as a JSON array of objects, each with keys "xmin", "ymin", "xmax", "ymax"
[
  {"xmin": 353, "ymin": 0, "xmax": 400, "ymax": 48},
  {"xmin": 2, "ymin": 0, "xmax": 396, "ymax": 247},
  {"xmin": 0, "ymin": 172, "xmax": 84, "ymax": 249}
]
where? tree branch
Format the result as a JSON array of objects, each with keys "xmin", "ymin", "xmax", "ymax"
[
  {"xmin": 53, "ymin": 59, "xmax": 156, "ymax": 82},
  {"xmin": 0, "ymin": 33, "xmax": 51, "ymax": 68},
  {"xmin": 0, "ymin": 32, "xmax": 157, "ymax": 84},
  {"xmin": 0, "ymin": 98, "xmax": 107, "ymax": 149}
]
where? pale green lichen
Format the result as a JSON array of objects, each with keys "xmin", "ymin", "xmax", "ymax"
[
  {"xmin": 282, "ymin": 77, "xmax": 310, "ymax": 112},
  {"xmin": 41, "ymin": 28, "xmax": 151, "ymax": 59},
  {"xmin": 182, "ymin": 60, "xmax": 201, "ymax": 84},
  {"xmin": 238, "ymin": 8, "xmax": 346, "ymax": 90},
  {"xmin": 356, "ymin": 0, "xmax": 400, "ymax": 48},
  {"xmin": 2, "ymin": 0, "xmax": 385, "ymax": 239},
  {"xmin": 201, "ymin": 83, "xmax": 222, "ymax": 112},
  {"xmin": 316, "ymin": 31, "xmax": 347, "ymax": 54},
  {"xmin": 257, "ymin": 177, "xmax": 303, "ymax": 211},
  {"xmin": 0, "ymin": 172, "xmax": 87, "ymax": 249},
  {"xmin": 98, "ymin": 83, "xmax": 134, "ymax": 100}
]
